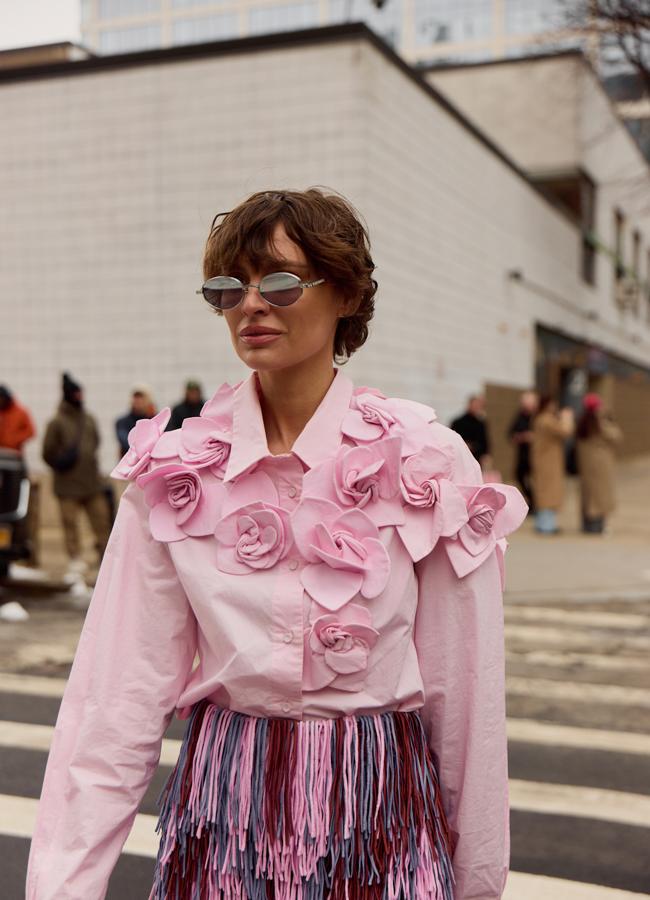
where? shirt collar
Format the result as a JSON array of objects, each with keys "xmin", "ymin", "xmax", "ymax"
[{"xmin": 224, "ymin": 368, "xmax": 354, "ymax": 482}]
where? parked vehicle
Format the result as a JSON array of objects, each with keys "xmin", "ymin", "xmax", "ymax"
[{"xmin": 0, "ymin": 449, "xmax": 31, "ymax": 579}]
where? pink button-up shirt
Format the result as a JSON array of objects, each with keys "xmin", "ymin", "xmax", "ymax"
[{"xmin": 27, "ymin": 370, "xmax": 527, "ymax": 900}]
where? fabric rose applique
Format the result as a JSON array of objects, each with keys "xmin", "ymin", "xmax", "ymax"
[
  {"xmin": 302, "ymin": 437, "xmax": 404, "ymax": 528},
  {"xmin": 303, "ymin": 603, "xmax": 380, "ymax": 692},
  {"xmin": 292, "ymin": 498, "xmax": 391, "ymax": 609},
  {"xmin": 443, "ymin": 483, "xmax": 528, "ymax": 578},
  {"xmin": 342, "ymin": 392, "xmax": 436, "ymax": 456},
  {"xmin": 177, "ymin": 384, "xmax": 233, "ymax": 477},
  {"xmin": 110, "ymin": 408, "xmax": 171, "ymax": 481},
  {"xmin": 397, "ymin": 444, "xmax": 469, "ymax": 561},
  {"xmin": 214, "ymin": 470, "xmax": 292, "ymax": 573},
  {"xmin": 136, "ymin": 464, "xmax": 225, "ymax": 542}
]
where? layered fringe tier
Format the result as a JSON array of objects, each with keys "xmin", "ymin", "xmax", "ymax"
[{"xmin": 150, "ymin": 702, "xmax": 454, "ymax": 899}]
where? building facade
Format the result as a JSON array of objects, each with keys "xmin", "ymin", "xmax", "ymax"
[
  {"xmin": 1, "ymin": 25, "xmax": 649, "ymax": 482},
  {"xmin": 79, "ymin": 0, "xmax": 580, "ymax": 63}
]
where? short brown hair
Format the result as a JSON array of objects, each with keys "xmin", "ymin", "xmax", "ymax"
[{"xmin": 202, "ymin": 188, "xmax": 377, "ymax": 361}]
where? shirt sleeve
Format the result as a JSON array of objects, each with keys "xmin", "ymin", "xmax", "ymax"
[
  {"xmin": 26, "ymin": 481, "xmax": 198, "ymax": 900},
  {"xmin": 413, "ymin": 436, "xmax": 509, "ymax": 900}
]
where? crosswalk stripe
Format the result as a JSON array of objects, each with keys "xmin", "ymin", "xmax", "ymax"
[
  {"xmin": 504, "ymin": 607, "xmax": 649, "ymax": 629},
  {"xmin": 506, "ymin": 718, "xmax": 650, "ymax": 755},
  {"xmin": 0, "ymin": 673, "xmax": 66, "ymax": 697},
  {"xmin": 505, "ymin": 623, "xmax": 650, "ymax": 651},
  {"xmin": 507, "ymin": 649, "xmax": 649, "ymax": 672},
  {"xmin": 5, "ymin": 778, "xmax": 649, "ymax": 859},
  {"xmin": 5, "ymin": 717, "xmax": 649, "ymax": 762},
  {"xmin": 0, "ymin": 793, "xmax": 160, "ymax": 857},
  {"xmin": 507, "ymin": 676, "xmax": 650, "ymax": 708},
  {"xmin": 509, "ymin": 779, "xmax": 650, "ymax": 827},
  {"xmin": 503, "ymin": 871, "xmax": 650, "ymax": 899},
  {"xmin": 0, "ymin": 720, "xmax": 183, "ymax": 767}
]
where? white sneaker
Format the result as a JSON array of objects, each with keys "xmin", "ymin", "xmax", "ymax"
[
  {"xmin": 0, "ymin": 601, "xmax": 30, "ymax": 622},
  {"xmin": 66, "ymin": 558, "xmax": 88, "ymax": 575},
  {"xmin": 8, "ymin": 563, "xmax": 48, "ymax": 582}
]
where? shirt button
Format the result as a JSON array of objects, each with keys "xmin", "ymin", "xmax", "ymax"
[
  {"xmin": 281, "ymin": 702, "xmax": 291, "ymax": 714},
  {"xmin": 288, "ymin": 560, "xmax": 299, "ymax": 571},
  {"xmin": 287, "ymin": 486, "xmax": 298, "ymax": 499},
  {"xmin": 283, "ymin": 631, "xmax": 293, "ymax": 643}
]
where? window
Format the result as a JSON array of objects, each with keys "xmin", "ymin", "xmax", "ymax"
[
  {"xmin": 172, "ymin": 0, "xmax": 214, "ymax": 7},
  {"xmin": 412, "ymin": 0, "xmax": 491, "ymax": 47},
  {"xmin": 329, "ymin": 0, "xmax": 403, "ymax": 48},
  {"xmin": 581, "ymin": 175, "xmax": 596, "ymax": 286},
  {"xmin": 99, "ymin": 23, "xmax": 162, "ymax": 52},
  {"xmin": 646, "ymin": 250, "xmax": 650, "ymax": 323},
  {"xmin": 99, "ymin": 0, "xmax": 160, "ymax": 16},
  {"xmin": 81, "ymin": 0, "xmax": 95, "ymax": 24},
  {"xmin": 249, "ymin": 2, "xmax": 318, "ymax": 35},
  {"xmin": 614, "ymin": 209, "xmax": 625, "ymax": 282},
  {"xmin": 504, "ymin": 0, "xmax": 564, "ymax": 36},
  {"xmin": 172, "ymin": 13, "xmax": 239, "ymax": 44}
]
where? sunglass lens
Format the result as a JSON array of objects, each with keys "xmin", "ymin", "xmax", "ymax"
[
  {"xmin": 260, "ymin": 272, "xmax": 302, "ymax": 307},
  {"xmin": 202, "ymin": 277, "xmax": 244, "ymax": 310}
]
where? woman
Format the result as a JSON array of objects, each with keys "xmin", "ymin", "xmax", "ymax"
[
  {"xmin": 531, "ymin": 395, "xmax": 574, "ymax": 534},
  {"xmin": 576, "ymin": 393, "xmax": 623, "ymax": 534},
  {"xmin": 27, "ymin": 189, "xmax": 527, "ymax": 899}
]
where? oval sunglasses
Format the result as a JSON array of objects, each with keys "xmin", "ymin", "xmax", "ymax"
[{"xmin": 197, "ymin": 272, "xmax": 325, "ymax": 311}]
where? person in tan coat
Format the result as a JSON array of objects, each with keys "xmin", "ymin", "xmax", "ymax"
[
  {"xmin": 42, "ymin": 373, "xmax": 111, "ymax": 578},
  {"xmin": 576, "ymin": 393, "xmax": 623, "ymax": 534},
  {"xmin": 531, "ymin": 395, "xmax": 575, "ymax": 534}
]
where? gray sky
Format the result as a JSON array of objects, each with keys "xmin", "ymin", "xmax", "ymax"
[{"xmin": 0, "ymin": 0, "xmax": 81, "ymax": 51}]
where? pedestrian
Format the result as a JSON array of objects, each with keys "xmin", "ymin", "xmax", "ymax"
[
  {"xmin": 576, "ymin": 393, "xmax": 623, "ymax": 534},
  {"xmin": 0, "ymin": 385, "xmax": 36, "ymax": 453},
  {"xmin": 165, "ymin": 378, "xmax": 205, "ymax": 430},
  {"xmin": 450, "ymin": 394, "xmax": 491, "ymax": 466},
  {"xmin": 115, "ymin": 385, "xmax": 155, "ymax": 457},
  {"xmin": 507, "ymin": 390, "xmax": 538, "ymax": 513},
  {"xmin": 27, "ymin": 189, "xmax": 527, "ymax": 900},
  {"xmin": 531, "ymin": 395, "xmax": 574, "ymax": 534},
  {"xmin": 41, "ymin": 372, "xmax": 112, "ymax": 580}
]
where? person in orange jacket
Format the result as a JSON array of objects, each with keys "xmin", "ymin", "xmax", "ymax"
[{"xmin": 0, "ymin": 386, "xmax": 36, "ymax": 453}]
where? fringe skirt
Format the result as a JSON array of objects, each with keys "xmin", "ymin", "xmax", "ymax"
[{"xmin": 149, "ymin": 701, "xmax": 455, "ymax": 899}]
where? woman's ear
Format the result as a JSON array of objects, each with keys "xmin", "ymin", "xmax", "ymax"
[{"xmin": 339, "ymin": 292, "xmax": 361, "ymax": 319}]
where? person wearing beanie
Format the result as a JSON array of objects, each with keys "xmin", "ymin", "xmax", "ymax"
[
  {"xmin": 115, "ymin": 385, "xmax": 155, "ymax": 457},
  {"xmin": 42, "ymin": 372, "xmax": 111, "ymax": 578},
  {"xmin": 0, "ymin": 385, "xmax": 36, "ymax": 454},
  {"xmin": 576, "ymin": 393, "xmax": 623, "ymax": 534},
  {"xmin": 165, "ymin": 378, "xmax": 205, "ymax": 431}
]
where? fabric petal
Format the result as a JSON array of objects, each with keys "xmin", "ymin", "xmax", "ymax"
[
  {"xmin": 300, "ymin": 564, "xmax": 363, "ymax": 610},
  {"xmin": 148, "ymin": 501, "xmax": 186, "ymax": 543},
  {"xmin": 324, "ymin": 643, "xmax": 368, "ymax": 675},
  {"xmin": 359, "ymin": 538, "xmax": 391, "ymax": 598}
]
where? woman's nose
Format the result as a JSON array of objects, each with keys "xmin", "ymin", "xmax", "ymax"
[{"xmin": 239, "ymin": 282, "xmax": 269, "ymax": 316}]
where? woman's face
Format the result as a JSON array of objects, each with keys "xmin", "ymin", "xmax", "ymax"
[{"xmin": 222, "ymin": 224, "xmax": 345, "ymax": 374}]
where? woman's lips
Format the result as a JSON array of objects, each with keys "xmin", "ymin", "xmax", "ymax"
[{"xmin": 239, "ymin": 329, "xmax": 282, "ymax": 346}]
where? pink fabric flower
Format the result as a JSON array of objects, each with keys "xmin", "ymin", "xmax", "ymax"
[
  {"xmin": 303, "ymin": 603, "xmax": 380, "ymax": 692},
  {"xmin": 342, "ymin": 393, "xmax": 436, "ymax": 456},
  {"xmin": 443, "ymin": 483, "xmax": 528, "ymax": 577},
  {"xmin": 110, "ymin": 408, "xmax": 171, "ymax": 481},
  {"xmin": 302, "ymin": 437, "xmax": 404, "ymax": 528},
  {"xmin": 136, "ymin": 463, "xmax": 225, "ymax": 542},
  {"xmin": 215, "ymin": 501, "xmax": 292, "ymax": 574},
  {"xmin": 292, "ymin": 498, "xmax": 391, "ymax": 610},
  {"xmin": 397, "ymin": 444, "xmax": 469, "ymax": 561},
  {"xmin": 178, "ymin": 417, "xmax": 231, "ymax": 477}
]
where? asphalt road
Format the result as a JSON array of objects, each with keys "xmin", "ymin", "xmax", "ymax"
[{"xmin": 1, "ymin": 584, "xmax": 649, "ymax": 899}]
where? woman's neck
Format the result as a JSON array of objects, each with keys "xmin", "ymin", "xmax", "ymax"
[{"xmin": 256, "ymin": 358, "xmax": 337, "ymax": 456}]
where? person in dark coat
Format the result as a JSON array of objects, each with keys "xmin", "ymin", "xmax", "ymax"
[
  {"xmin": 450, "ymin": 395, "xmax": 491, "ymax": 465},
  {"xmin": 508, "ymin": 390, "xmax": 538, "ymax": 513},
  {"xmin": 42, "ymin": 373, "xmax": 111, "ymax": 577},
  {"xmin": 166, "ymin": 380, "xmax": 205, "ymax": 431},
  {"xmin": 115, "ymin": 386, "xmax": 155, "ymax": 457}
]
